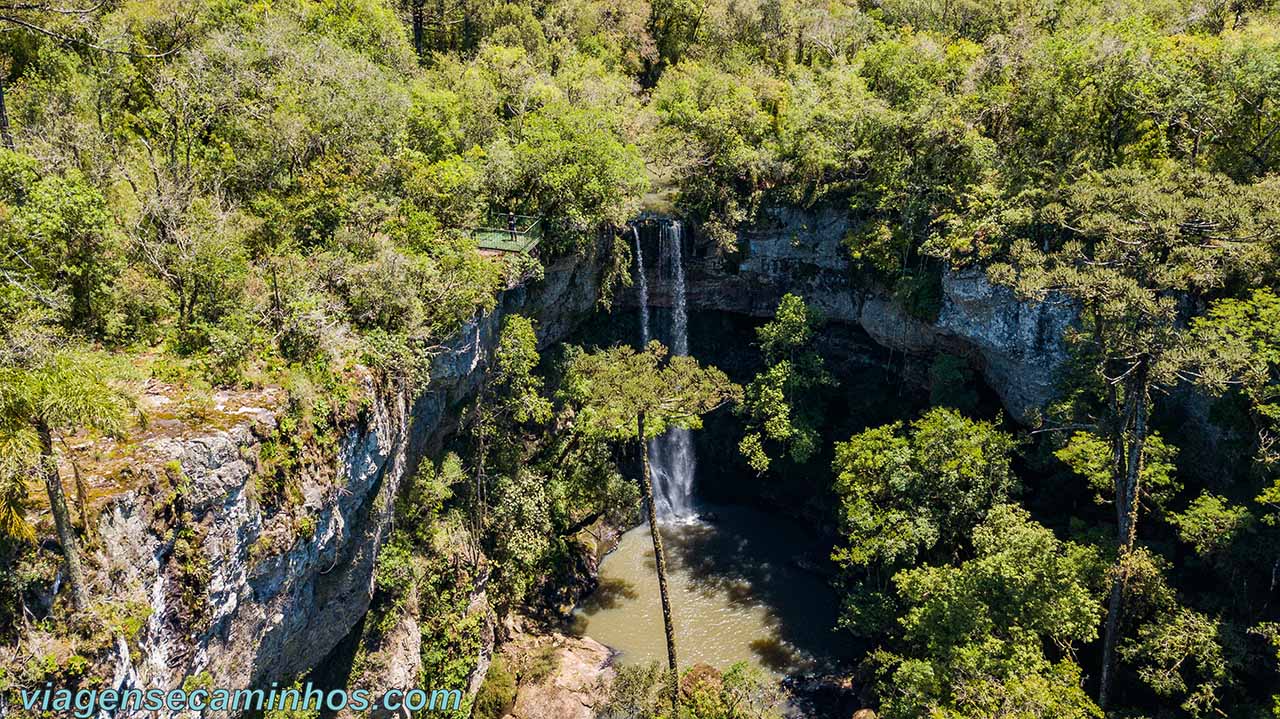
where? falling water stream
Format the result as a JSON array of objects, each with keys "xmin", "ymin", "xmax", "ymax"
[
  {"xmin": 634, "ymin": 226, "xmax": 650, "ymax": 346},
  {"xmin": 650, "ymin": 221, "xmax": 697, "ymax": 519},
  {"xmin": 574, "ymin": 220, "xmax": 846, "ymax": 678}
]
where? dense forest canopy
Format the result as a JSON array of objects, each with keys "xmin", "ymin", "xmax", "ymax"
[{"xmin": 3, "ymin": 0, "xmax": 1280, "ymax": 717}]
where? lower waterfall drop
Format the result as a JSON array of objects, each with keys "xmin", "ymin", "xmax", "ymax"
[{"xmin": 649, "ymin": 221, "xmax": 697, "ymax": 520}]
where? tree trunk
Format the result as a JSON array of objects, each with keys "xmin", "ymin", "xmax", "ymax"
[
  {"xmin": 1099, "ymin": 361, "xmax": 1150, "ymax": 709},
  {"xmin": 412, "ymin": 0, "xmax": 426, "ymax": 61},
  {"xmin": 1122, "ymin": 370, "xmax": 1150, "ymax": 553},
  {"xmin": 71, "ymin": 458, "xmax": 92, "ymax": 540},
  {"xmin": 436, "ymin": 0, "xmax": 448, "ymax": 52},
  {"xmin": 0, "ymin": 74, "xmax": 13, "ymax": 151},
  {"xmin": 1098, "ymin": 570, "xmax": 1123, "ymax": 708},
  {"xmin": 36, "ymin": 421, "xmax": 90, "ymax": 613},
  {"xmin": 639, "ymin": 412, "xmax": 680, "ymax": 713}
]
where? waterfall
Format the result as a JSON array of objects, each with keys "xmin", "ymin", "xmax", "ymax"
[
  {"xmin": 649, "ymin": 221, "xmax": 697, "ymax": 520},
  {"xmin": 669, "ymin": 222, "xmax": 688, "ymax": 357},
  {"xmin": 634, "ymin": 226, "xmax": 650, "ymax": 345}
]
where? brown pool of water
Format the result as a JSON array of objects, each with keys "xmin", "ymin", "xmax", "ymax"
[{"xmin": 571, "ymin": 505, "xmax": 848, "ymax": 675}]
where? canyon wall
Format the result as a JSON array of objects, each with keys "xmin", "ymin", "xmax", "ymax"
[
  {"xmin": 75, "ymin": 246, "xmax": 605, "ymax": 713},
  {"xmin": 637, "ymin": 208, "xmax": 1077, "ymax": 424},
  {"xmin": 54, "ymin": 207, "xmax": 1079, "ymax": 716}
]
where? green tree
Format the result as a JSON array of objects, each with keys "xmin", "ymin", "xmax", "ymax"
[
  {"xmin": 878, "ymin": 504, "xmax": 1104, "ymax": 719},
  {"xmin": 1177, "ymin": 289, "xmax": 1280, "ymax": 606},
  {"xmin": 1170, "ymin": 493, "xmax": 1255, "ymax": 561},
  {"xmin": 512, "ymin": 102, "xmax": 647, "ymax": 253},
  {"xmin": 832, "ymin": 407, "xmax": 1018, "ymax": 635},
  {"xmin": 990, "ymin": 166, "xmax": 1280, "ymax": 707},
  {"xmin": 1252, "ymin": 623, "xmax": 1280, "ymax": 716},
  {"xmin": 561, "ymin": 341, "xmax": 740, "ymax": 710},
  {"xmin": 0, "ymin": 470, "xmax": 32, "ymax": 545},
  {"xmin": 0, "ymin": 155, "xmax": 119, "ymax": 335},
  {"xmin": 467, "ymin": 315, "xmax": 551, "ymax": 568},
  {"xmin": 1182, "ymin": 288, "xmax": 1280, "ymax": 464},
  {"xmin": 738, "ymin": 293, "xmax": 833, "ymax": 472},
  {"xmin": 1055, "ymin": 430, "xmax": 1181, "ymax": 515},
  {"xmin": 0, "ymin": 314, "xmax": 134, "ymax": 612},
  {"xmin": 1120, "ymin": 607, "xmax": 1238, "ymax": 717}
]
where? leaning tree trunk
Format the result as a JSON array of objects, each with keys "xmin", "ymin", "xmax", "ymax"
[
  {"xmin": 639, "ymin": 412, "xmax": 680, "ymax": 713},
  {"xmin": 36, "ymin": 421, "xmax": 90, "ymax": 612}
]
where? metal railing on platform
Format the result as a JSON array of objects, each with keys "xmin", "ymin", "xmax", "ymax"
[{"xmin": 472, "ymin": 214, "xmax": 542, "ymax": 253}]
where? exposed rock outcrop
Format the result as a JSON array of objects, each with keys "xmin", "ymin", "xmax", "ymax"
[
  {"xmin": 67, "ymin": 246, "xmax": 606, "ymax": 714},
  {"xmin": 499, "ymin": 619, "xmax": 616, "ymax": 719},
  {"xmin": 636, "ymin": 208, "xmax": 1076, "ymax": 424}
]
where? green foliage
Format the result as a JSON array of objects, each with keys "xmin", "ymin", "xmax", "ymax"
[
  {"xmin": 679, "ymin": 662, "xmax": 788, "ymax": 719},
  {"xmin": 599, "ymin": 662, "xmax": 673, "ymax": 719},
  {"xmin": 517, "ymin": 644, "xmax": 560, "ymax": 685},
  {"xmin": 1056, "ymin": 430, "xmax": 1180, "ymax": 511},
  {"xmin": 0, "ymin": 441, "xmax": 34, "ymax": 546},
  {"xmin": 1251, "ymin": 623, "xmax": 1280, "ymax": 716},
  {"xmin": 513, "ymin": 102, "xmax": 647, "ymax": 252},
  {"xmin": 833, "ymin": 408, "xmax": 1018, "ymax": 570},
  {"xmin": 1, "ymin": 167, "xmax": 119, "ymax": 334},
  {"xmin": 1120, "ymin": 608, "xmax": 1239, "ymax": 717},
  {"xmin": 878, "ymin": 505, "xmax": 1104, "ymax": 719},
  {"xmin": 892, "ymin": 269, "xmax": 943, "ymax": 322},
  {"xmin": 1171, "ymin": 493, "xmax": 1254, "ymax": 560},
  {"xmin": 1, "ymin": 0, "xmax": 650, "ymax": 401},
  {"xmin": 262, "ymin": 680, "xmax": 321, "ymax": 719},
  {"xmin": 169, "ymin": 524, "xmax": 212, "ymax": 631},
  {"xmin": 1184, "ymin": 288, "xmax": 1280, "ymax": 466},
  {"xmin": 418, "ymin": 554, "xmax": 485, "ymax": 719},
  {"xmin": 832, "ymin": 407, "xmax": 1018, "ymax": 636},
  {"xmin": 253, "ymin": 362, "xmax": 359, "ymax": 517},
  {"xmin": 991, "ymin": 162, "xmax": 1280, "ymax": 712},
  {"xmin": 7, "ymin": 1, "xmax": 1280, "ymax": 714},
  {"xmin": 928, "ymin": 353, "xmax": 978, "ymax": 414},
  {"xmin": 650, "ymin": 60, "xmax": 781, "ymax": 249},
  {"xmin": 599, "ymin": 660, "xmax": 784, "ymax": 719},
  {"xmin": 487, "ymin": 468, "xmax": 554, "ymax": 600},
  {"xmin": 561, "ymin": 341, "xmax": 742, "ymax": 443},
  {"xmin": 738, "ymin": 294, "xmax": 833, "ymax": 472},
  {"xmin": 493, "ymin": 315, "xmax": 552, "ymax": 425},
  {"xmin": 472, "ymin": 656, "xmax": 517, "ymax": 719},
  {"xmin": 0, "ymin": 315, "xmax": 135, "ymax": 504}
]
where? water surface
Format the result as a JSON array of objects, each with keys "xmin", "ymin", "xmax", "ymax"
[{"xmin": 573, "ymin": 505, "xmax": 847, "ymax": 675}]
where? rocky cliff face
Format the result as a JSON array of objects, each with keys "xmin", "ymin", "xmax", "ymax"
[
  {"xmin": 638, "ymin": 208, "xmax": 1076, "ymax": 424},
  {"xmin": 78, "ymin": 246, "xmax": 605, "ymax": 713},
  {"xmin": 47, "ymin": 210, "xmax": 1075, "ymax": 714}
]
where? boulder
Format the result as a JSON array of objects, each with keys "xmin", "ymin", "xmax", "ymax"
[{"xmin": 503, "ymin": 633, "xmax": 615, "ymax": 719}]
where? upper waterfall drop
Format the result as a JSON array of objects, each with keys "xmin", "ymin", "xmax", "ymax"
[
  {"xmin": 668, "ymin": 221, "xmax": 688, "ymax": 357},
  {"xmin": 634, "ymin": 226, "xmax": 650, "ymax": 346}
]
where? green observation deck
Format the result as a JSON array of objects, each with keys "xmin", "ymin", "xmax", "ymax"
[{"xmin": 472, "ymin": 213, "xmax": 542, "ymax": 254}]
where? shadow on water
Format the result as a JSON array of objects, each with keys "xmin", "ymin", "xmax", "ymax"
[
  {"xmin": 579, "ymin": 576, "xmax": 640, "ymax": 612},
  {"xmin": 665, "ymin": 510, "xmax": 849, "ymax": 669},
  {"xmin": 749, "ymin": 637, "xmax": 803, "ymax": 672},
  {"xmin": 573, "ymin": 505, "xmax": 852, "ymax": 676}
]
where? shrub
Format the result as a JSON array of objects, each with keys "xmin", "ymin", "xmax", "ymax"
[{"xmin": 472, "ymin": 656, "xmax": 517, "ymax": 719}]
